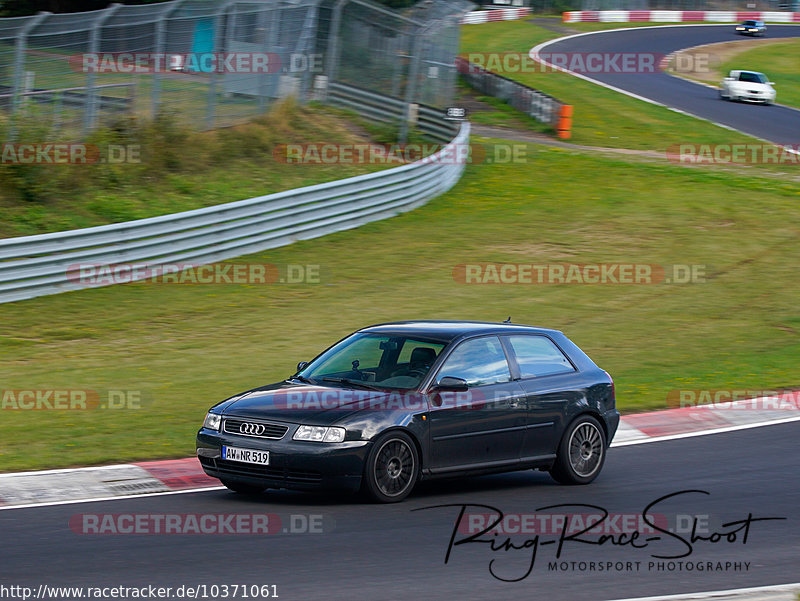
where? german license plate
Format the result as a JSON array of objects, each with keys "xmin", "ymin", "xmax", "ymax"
[{"xmin": 222, "ymin": 446, "xmax": 269, "ymax": 465}]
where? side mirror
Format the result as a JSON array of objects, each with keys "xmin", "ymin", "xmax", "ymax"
[
  {"xmin": 296, "ymin": 361, "xmax": 309, "ymax": 372},
  {"xmin": 434, "ymin": 376, "xmax": 468, "ymax": 391}
]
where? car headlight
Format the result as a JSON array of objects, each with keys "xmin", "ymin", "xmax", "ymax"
[
  {"xmin": 203, "ymin": 412, "xmax": 222, "ymax": 431},
  {"xmin": 293, "ymin": 425, "xmax": 346, "ymax": 443}
]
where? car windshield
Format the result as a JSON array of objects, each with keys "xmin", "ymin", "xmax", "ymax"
[
  {"xmin": 297, "ymin": 333, "xmax": 446, "ymax": 390},
  {"xmin": 739, "ymin": 72, "xmax": 767, "ymax": 83},
  {"xmin": 742, "ymin": 20, "xmax": 758, "ymax": 26}
]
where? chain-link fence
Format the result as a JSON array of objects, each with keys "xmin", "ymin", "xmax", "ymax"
[
  {"xmin": 0, "ymin": 0, "xmax": 472, "ymax": 138},
  {"xmin": 319, "ymin": 0, "xmax": 471, "ymax": 116},
  {"xmin": 577, "ymin": 0, "xmax": 798, "ymax": 9}
]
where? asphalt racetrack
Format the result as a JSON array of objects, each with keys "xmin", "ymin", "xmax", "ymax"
[
  {"xmin": 1, "ymin": 423, "xmax": 797, "ymax": 600},
  {"xmin": 535, "ymin": 24, "xmax": 800, "ymax": 145}
]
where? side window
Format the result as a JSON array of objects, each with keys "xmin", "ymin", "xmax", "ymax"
[
  {"xmin": 437, "ymin": 336, "xmax": 511, "ymax": 387},
  {"xmin": 506, "ymin": 335, "xmax": 575, "ymax": 378}
]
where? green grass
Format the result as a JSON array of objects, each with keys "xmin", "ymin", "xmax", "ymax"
[
  {"xmin": 459, "ymin": 21, "xmax": 762, "ymax": 149},
  {"xmin": 455, "ymin": 81, "xmax": 554, "ymax": 135},
  {"xmin": 718, "ymin": 39, "xmax": 800, "ymax": 110},
  {"xmin": 1, "ymin": 139, "xmax": 799, "ymax": 471},
  {"xmin": 0, "ymin": 100, "xmax": 389, "ymax": 237}
]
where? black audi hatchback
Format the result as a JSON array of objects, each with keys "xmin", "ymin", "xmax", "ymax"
[{"xmin": 197, "ymin": 320, "xmax": 619, "ymax": 502}]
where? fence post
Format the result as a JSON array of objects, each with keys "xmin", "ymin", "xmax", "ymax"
[
  {"xmin": 399, "ymin": 27, "xmax": 423, "ymax": 145},
  {"xmin": 296, "ymin": 3, "xmax": 320, "ymax": 102},
  {"xmin": 10, "ymin": 11, "xmax": 50, "ymax": 139},
  {"xmin": 262, "ymin": 4, "xmax": 279, "ymax": 114},
  {"xmin": 153, "ymin": 0, "xmax": 186, "ymax": 120},
  {"xmin": 206, "ymin": 0, "xmax": 237, "ymax": 129},
  {"xmin": 325, "ymin": 0, "xmax": 348, "ymax": 93},
  {"xmin": 84, "ymin": 3, "xmax": 122, "ymax": 136}
]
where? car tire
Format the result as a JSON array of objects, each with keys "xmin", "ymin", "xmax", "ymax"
[
  {"xmin": 220, "ymin": 479, "xmax": 266, "ymax": 494},
  {"xmin": 549, "ymin": 415, "xmax": 607, "ymax": 485},
  {"xmin": 363, "ymin": 431, "xmax": 419, "ymax": 503}
]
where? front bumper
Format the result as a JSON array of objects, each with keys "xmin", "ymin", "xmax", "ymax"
[
  {"xmin": 196, "ymin": 428, "xmax": 371, "ymax": 493},
  {"xmin": 740, "ymin": 93, "xmax": 774, "ymax": 103}
]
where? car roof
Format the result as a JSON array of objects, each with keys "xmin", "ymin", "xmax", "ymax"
[{"xmin": 357, "ymin": 320, "xmax": 564, "ymax": 343}]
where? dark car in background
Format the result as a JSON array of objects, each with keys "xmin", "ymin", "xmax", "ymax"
[
  {"xmin": 197, "ymin": 320, "xmax": 619, "ymax": 502},
  {"xmin": 735, "ymin": 20, "xmax": 766, "ymax": 36}
]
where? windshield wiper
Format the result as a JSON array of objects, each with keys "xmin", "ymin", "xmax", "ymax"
[
  {"xmin": 288, "ymin": 375, "xmax": 316, "ymax": 385},
  {"xmin": 320, "ymin": 377, "xmax": 382, "ymax": 391}
]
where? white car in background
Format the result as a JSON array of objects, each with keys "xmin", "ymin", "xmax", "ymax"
[{"xmin": 720, "ymin": 70, "xmax": 776, "ymax": 104}]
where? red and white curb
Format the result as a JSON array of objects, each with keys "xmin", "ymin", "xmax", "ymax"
[
  {"xmin": 0, "ymin": 458, "xmax": 221, "ymax": 508},
  {"xmin": 563, "ymin": 10, "xmax": 800, "ymax": 23},
  {"xmin": 0, "ymin": 396, "xmax": 797, "ymax": 509},
  {"xmin": 461, "ymin": 7, "xmax": 530, "ymax": 25},
  {"xmin": 609, "ymin": 582, "xmax": 800, "ymax": 601}
]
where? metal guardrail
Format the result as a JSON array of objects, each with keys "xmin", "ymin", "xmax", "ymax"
[
  {"xmin": 327, "ymin": 82, "xmax": 458, "ymax": 143},
  {"xmin": 0, "ymin": 83, "xmax": 134, "ymax": 112},
  {"xmin": 0, "ymin": 118, "xmax": 470, "ymax": 304},
  {"xmin": 455, "ymin": 56, "xmax": 565, "ymax": 127}
]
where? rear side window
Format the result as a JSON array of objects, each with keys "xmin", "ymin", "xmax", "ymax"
[
  {"xmin": 506, "ymin": 335, "xmax": 575, "ymax": 378},
  {"xmin": 438, "ymin": 336, "xmax": 511, "ymax": 387}
]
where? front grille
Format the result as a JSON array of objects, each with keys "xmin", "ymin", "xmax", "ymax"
[
  {"xmin": 199, "ymin": 456, "xmax": 322, "ymax": 484},
  {"xmin": 223, "ymin": 418, "xmax": 288, "ymax": 439}
]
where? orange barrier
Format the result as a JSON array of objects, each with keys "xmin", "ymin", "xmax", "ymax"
[{"xmin": 556, "ymin": 104, "xmax": 573, "ymax": 139}]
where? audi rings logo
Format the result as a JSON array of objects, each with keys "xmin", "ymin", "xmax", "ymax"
[{"xmin": 239, "ymin": 422, "xmax": 266, "ymax": 436}]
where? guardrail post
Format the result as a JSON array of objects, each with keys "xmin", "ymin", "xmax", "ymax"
[
  {"xmin": 10, "ymin": 11, "xmax": 50, "ymax": 139},
  {"xmin": 84, "ymin": 3, "xmax": 122, "ymax": 136}
]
